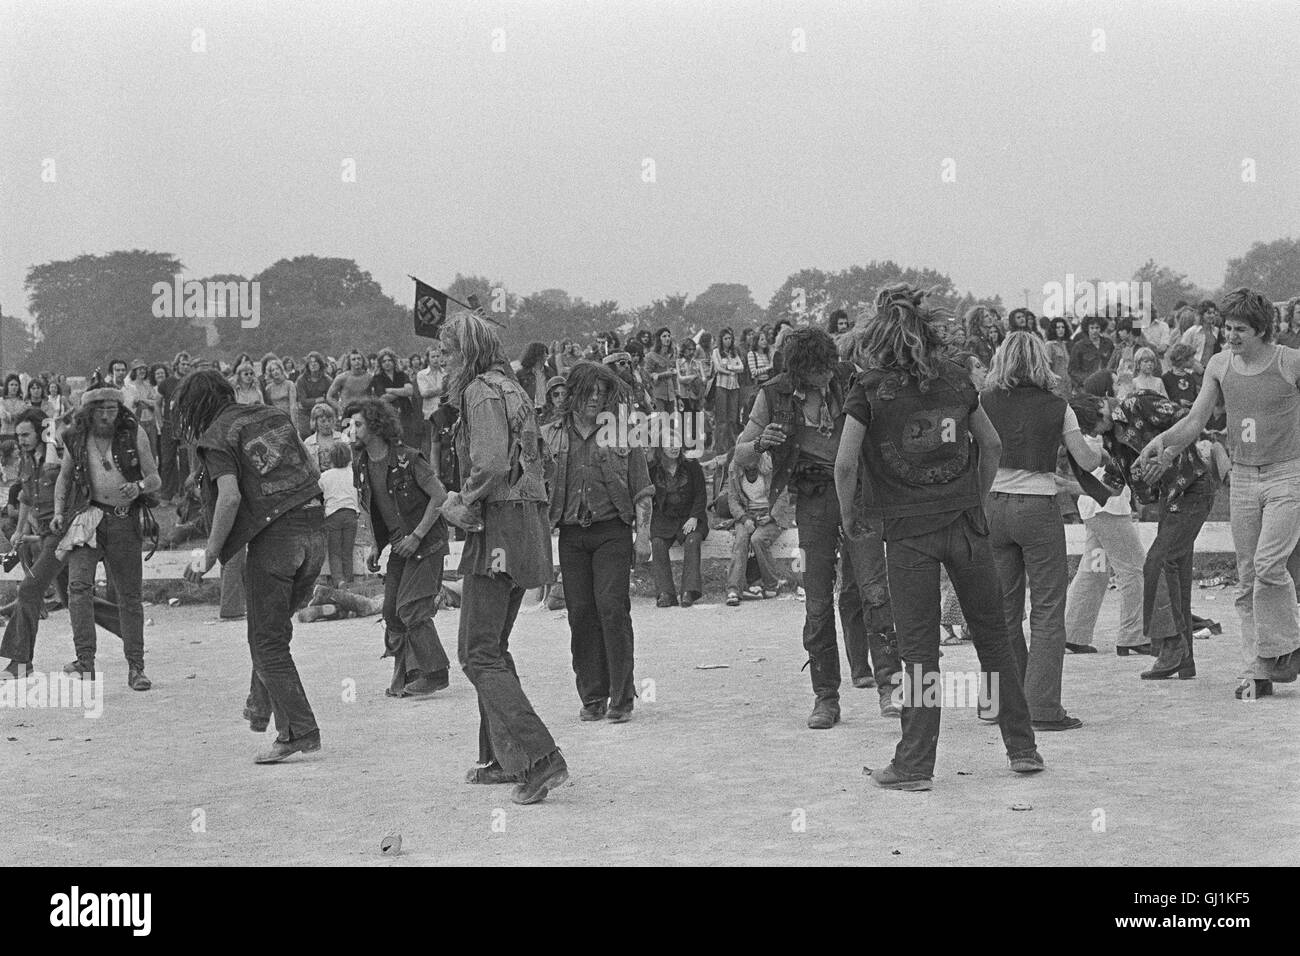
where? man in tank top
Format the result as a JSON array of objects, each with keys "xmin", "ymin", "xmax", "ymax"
[{"xmin": 1137, "ymin": 289, "xmax": 1300, "ymax": 698}]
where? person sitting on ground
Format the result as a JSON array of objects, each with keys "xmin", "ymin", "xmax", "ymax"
[
  {"xmin": 648, "ymin": 439, "xmax": 709, "ymax": 608},
  {"xmin": 724, "ymin": 444, "xmax": 781, "ymax": 606}
]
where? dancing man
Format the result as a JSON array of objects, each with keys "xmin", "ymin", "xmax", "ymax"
[{"xmin": 177, "ymin": 370, "xmax": 327, "ymax": 763}]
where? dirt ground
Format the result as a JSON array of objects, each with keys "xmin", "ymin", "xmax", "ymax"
[{"xmin": 2, "ymin": 579, "xmax": 1296, "ymax": 867}]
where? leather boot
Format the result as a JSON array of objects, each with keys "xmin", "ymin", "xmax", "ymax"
[{"xmin": 1141, "ymin": 634, "xmax": 1191, "ymax": 680}]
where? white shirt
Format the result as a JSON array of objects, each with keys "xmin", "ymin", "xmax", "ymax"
[
  {"xmin": 1076, "ymin": 433, "xmax": 1131, "ymax": 520},
  {"xmin": 318, "ymin": 467, "xmax": 359, "ymax": 518},
  {"xmin": 991, "ymin": 404, "xmax": 1081, "ymax": 496}
]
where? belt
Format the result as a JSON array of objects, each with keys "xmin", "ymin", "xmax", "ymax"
[
  {"xmin": 93, "ymin": 499, "xmax": 139, "ymax": 518},
  {"xmin": 990, "ymin": 491, "xmax": 1055, "ymax": 499}
]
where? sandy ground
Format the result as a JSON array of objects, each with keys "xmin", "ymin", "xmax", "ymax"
[{"xmin": 2, "ymin": 583, "xmax": 1297, "ymax": 867}]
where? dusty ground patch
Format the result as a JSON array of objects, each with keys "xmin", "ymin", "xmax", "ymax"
[{"xmin": 2, "ymin": 583, "xmax": 1295, "ymax": 866}]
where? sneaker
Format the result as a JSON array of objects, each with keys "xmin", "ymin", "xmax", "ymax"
[
  {"xmin": 725, "ymin": 589, "xmax": 741, "ymax": 607},
  {"xmin": 63, "ymin": 660, "xmax": 95, "ymax": 679},
  {"xmin": 1009, "ymin": 750, "xmax": 1046, "ymax": 773},
  {"xmin": 127, "ymin": 666, "xmax": 152, "ymax": 691},
  {"xmin": 1235, "ymin": 678, "xmax": 1274, "ymax": 700},
  {"xmin": 465, "ymin": 762, "xmax": 523, "ymax": 785},
  {"xmin": 1031, "ymin": 714, "xmax": 1083, "ymax": 732},
  {"xmin": 511, "ymin": 750, "xmax": 569, "ymax": 805},
  {"xmin": 579, "ymin": 701, "xmax": 608, "ymax": 721},
  {"xmin": 806, "ymin": 698, "xmax": 840, "ymax": 729},
  {"xmin": 869, "ymin": 762, "xmax": 932, "ymax": 791}
]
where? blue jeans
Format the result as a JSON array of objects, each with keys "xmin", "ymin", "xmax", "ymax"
[
  {"xmin": 839, "ymin": 524, "xmax": 899, "ymax": 685},
  {"xmin": 797, "ymin": 490, "xmax": 867, "ymax": 700},
  {"xmin": 458, "ymin": 571, "xmax": 558, "ymax": 774},
  {"xmin": 885, "ymin": 510, "xmax": 1037, "ymax": 777},
  {"xmin": 243, "ymin": 506, "xmax": 326, "ymax": 743}
]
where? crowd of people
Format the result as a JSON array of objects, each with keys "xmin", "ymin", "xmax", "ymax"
[{"xmin": 1, "ymin": 285, "xmax": 1297, "ymax": 798}]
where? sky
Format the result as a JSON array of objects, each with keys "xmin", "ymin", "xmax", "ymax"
[{"xmin": 2, "ymin": 0, "xmax": 1299, "ymax": 325}]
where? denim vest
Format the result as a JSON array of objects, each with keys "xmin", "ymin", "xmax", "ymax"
[
  {"xmin": 197, "ymin": 403, "xmax": 323, "ymax": 562},
  {"xmin": 758, "ymin": 363, "xmax": 852, "ymax": 503},
  {"xmin": 541, "ymin": 417, "xmax": 636, "ymax": 528},
  {"xmin": 857, "ymin": 360, "xmax": 983, "ymax": 520},
  {"xmin": 353, "ymin": 443, "xmax": 448, "ymax": 561},
  {"xmin": 64, "ymin": 417, "xmax": 151, "ymax": 518}
]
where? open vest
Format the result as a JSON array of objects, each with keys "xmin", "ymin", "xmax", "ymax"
[
  {"xmin": 541, "ymin": 416, "xmax": 636, "ymax": 528},
  {"xmin": 197, "ymin": 403, "xmax": 322, "ymax": 562},
  {"xmin": 856, "ymin": 360, "xmax": 983, "ymax": 521},
  {"xmin": 354, "ymin": 442, "xmax": 448, "ymax": 561},
  {"xmin": 63, "ymin": 414, "xmax": 153, "ymax": 518},
  {"xmin": 759, "ymin": 362, "xmax": 853, "ymax": 503},
  {"xmin": 980, "ymin": 385, "xmax": 1065, "ymax": 473}
]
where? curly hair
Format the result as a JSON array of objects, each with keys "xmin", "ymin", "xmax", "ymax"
[
  {"xmin": 346, "ymin": 396, "xmax": 403, "ymax": 444},
  {"xmin": 171, "ymin": 369, "xmax": 236, "ymax": 441},
  {"xmin": 1045, "ymin": 316, "xmax": 1073, "ymax": 342},
  {"xmin": 1220, "ymin": 288, "xmax": 1274, "ymax": 342},
  {"xmin": 780, "ymin": 327, "xmax": 838, "ymax": 388},
  {"xmin": 520, "ymin": 341, "xmax": 550, "ymax": 370},
  {"xmin": 856, "ymin": 284, "xmax": 952, "ymax": 383}
]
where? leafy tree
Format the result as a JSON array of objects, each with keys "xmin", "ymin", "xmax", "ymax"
[
  {"xmin": 1223, "ymin": 238, "xmax": 1300, "ymax": 302},
  {"xmin": 1131, "ymin": 259, "xmax": 1209, "ymax": 320}
]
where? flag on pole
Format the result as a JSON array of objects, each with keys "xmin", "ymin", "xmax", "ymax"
[{"xmin": 412, "ymin": 278, "xmax": 449, "ymax": 339}]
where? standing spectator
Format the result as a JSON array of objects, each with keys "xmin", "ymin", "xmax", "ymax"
[
  {"xmin": 644, "ymin": 327, "xmax": 678, "ymax": 412},
  {"xmin": 0, "ymin": 375, "xmax": 26, "ymax": 439},
  {"xmin": 25, "ymin": 378, "xmax": 55, "ymax": 420},
  {"xmin": 636, "ymin": 329, "xmax": 655, "ymax": 353},
  {"xmin": 369, "ymin": 348, "xmax": 419, "ymax": 440},
  {"xmin": 1068, "ymin": 316, "xmax": 1114, "ymax": 391},
  {"xmin": 712, "ymin": 327, "xmax": 745, "ymax": 455},
  {"xmin": 737, "ymin": 328, "xmax": 757, "ymax": 421},
  {"xmin": 327, "ymin": 350, "xmax": 372, "ymax": 411},
  {"xmin": 261, "ymin": 357, "xmax": 298, "ymax": 433},
  {"xmin": 1044, "ymin": 317, "xmax": 1073, "ymax": 396},
  {"xmin": 623, "ymin": 342, "xmax": 652, "ymax": 413},
  {"xmin": 1275, "ymin": 298, "xmax": 1300, "ymax": 349},
  {"xmin": 963, "ymin": 306, "xmax": 1004, "ymax": 368},
  {"xmin": 295, "ymin": 352, "xmax": 332, "ymax": 438},
  {"xmin": 1130, "ymin": 347, "xmax": 1167, "ymax": 397},
  {"xmin": 1161, "ymin": 344, "xmax": 1200, "ymax": 411},
  {"xmin": 746, "ymin": 330, "xmax": 774, "ymax": 388},
  {"xmin": 648, "ymin": 441, "xmax": 708, "ymax": 607},
  {"xmin": 416, "ymin": 343, "xmax": 447, "ymax": 461},
  {"xmin": 1144, "ymin": 308, "xmax": 1172, "ymax": 359},
  {"xmin": 303, "ymin": 403, "xmax": 343, "ymax": 472},
  {"xmin": 537, "ymin": 376, "xmax": 568, "ymax": 426},
  {"xmin": 282, "ymin": 356, "xmax": 299, "ymax": 381},
  {"xmin": 1180, "ymin": 300, "xmax": 1222, "ymax": 371},
  {"xmin": 317, "ymin": 442, "xmax": 359, "ymax": 588},
  {"xmin": 517, "ymin": 342, "xmax": 556, "ymax": 411},
  {"xmin": 232, "ymin": 361, "xmax": 264, "ymax": 405},
  {"xmin": 676, "ymin": 337, "xmax": 705, "ymax": 415},
  {"xmin": 1107, "ymin": 317, "xmax": 1145, "ymax": 379},
  {"xmin": 157, "ymin": 353, "xmax": 191, "ymax": 502}
]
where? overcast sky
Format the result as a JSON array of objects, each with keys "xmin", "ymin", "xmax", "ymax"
[{"xmin": 3, "ymin": 0, "xmax": 1298, "ymax": 323}]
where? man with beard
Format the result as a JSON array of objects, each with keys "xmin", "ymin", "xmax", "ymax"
[
  {"xmin": 51, "ymin": 379, "xmax": 159, "ymax": 690},
  {"xmin": 347, "ymin": 397, "xmax": 452, "ymax": 699},
  {"xmin": 0, "ymin": 408, "xmax": 125, "ymax": 679},
  {"xmin": 177, "ymin": 370, "xmax": 326, "ymax": 763}
]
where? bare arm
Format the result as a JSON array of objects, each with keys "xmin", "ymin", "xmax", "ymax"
[
  {"xmin": 834, "ymin": 415, "xmax": 866, "ymax": 533},
  {"xmin": 205, "ymin": 474, "xmax": 242, "ymax": 561},
  {"xmin": 1140, "ymin": 359, "xmax": 1223, "ymax": 461},
  {"xmin": 968, "ymin": 407, "xmax": 1003, "ymax": 500},
  {"xmin": 1063, "ymin": 429, "xmax": 1102, "ymax": 471},
  {"xmin": 134, "ymin": 426, "xmax": 161, "ymax": 495},
  {"xmin": 52, "ymin": 451, "xmax": 74, "ymax": 528}
]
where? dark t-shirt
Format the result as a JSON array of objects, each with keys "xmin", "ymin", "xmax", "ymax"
[
  {"xmin": 370, "ymin": 370, "xmax": 413, "ymax": 419},
  {"xmin": 1161, "ymin": 369, "xmax": 1200, "ymax": 409},
  {"xmin": 843, "ymin": 372, "xmax": 984, "ymax": 541}
]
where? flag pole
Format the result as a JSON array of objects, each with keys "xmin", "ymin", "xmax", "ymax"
[{"xmin": 407, "ymin": 275, "xmax": 506, "ymax": 327}]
